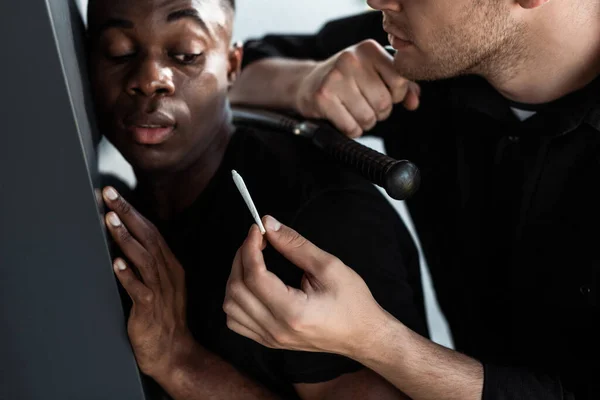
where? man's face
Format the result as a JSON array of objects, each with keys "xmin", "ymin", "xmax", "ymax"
[
  {"xmin": 368, "ymin": 0, "xmax": 526, "ymax": 80},
  {"xmin": 88, "ymin": 0, "xmax": 237, "ymax": 172}
]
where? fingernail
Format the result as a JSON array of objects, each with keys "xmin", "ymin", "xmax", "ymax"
[
  {"xmin": 108, "ymin": 212, "xmax": 121, "ymax": 227},
  {"xmin": 104, "ymin": 187, "xmax": 119, "ymax": 201},
  {"xmin": 114, "ymin": 259, "xmax": 127, "ymax": 271},
  {"xmin": 264, "ymin": 216, "xmax": 281, "ymax": 232}
]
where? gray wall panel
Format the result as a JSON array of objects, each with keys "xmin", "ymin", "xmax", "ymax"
[{"xmin": 0, "ymin": 1, "xmax": 148, "ymax": 399}]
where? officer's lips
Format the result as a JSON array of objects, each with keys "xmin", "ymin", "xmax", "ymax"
[
  {"xmin": 387, "ymin": 33, "xmax": 412, "ymax": 50},
  {"xmin": 383, "ymin": 18, "xmax": 413, "ymax": 50}
]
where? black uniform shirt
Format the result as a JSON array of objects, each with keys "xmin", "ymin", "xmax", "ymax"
[{"xmin": 243, "ymin": 11, "xmax": 600, "ymax": 399}]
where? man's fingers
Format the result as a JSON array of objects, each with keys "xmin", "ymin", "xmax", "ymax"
[
  {"xmin": 102, "ymin": 187, "xmax": 165, "ymax": 255},
  {"xmin": 113, "ymin": 258, "xmax": 153, "ymax": 306},
  {"xmin": 105, "ymin": 211, "xmax": 160, "ymax": 287},
  {"xmin": 103, "ymin": 186, "xmax": 180, "ymax": 284},
  {"xmin": 262, "ymin": 215, "xmax": 337, "ymax": 278}
]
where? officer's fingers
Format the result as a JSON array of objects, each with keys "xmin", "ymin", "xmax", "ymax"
[
  {"xmin": 318, "ymin": 94, "xmax": 364, "ymax": 138},
  {"xmin": 239, "ymin": 225, "xmax": 304, "ymax": 310},
  {"xmin": 338, "ymin": 83, "xmax": 378, "ymax": 133},
  {"xmin": 226, "ymin": 317, "xmax": 276, "ymax": 349},
  {"xmin": 223, "ymin": 298, "xmax": 269, "ymax": 340},
  {"xmin": 402, "ymin": 83, "xmax": 421, "ymax": 111},
  {"xmin": 342, "ymin": 66, "xmax": 394, "ymax": 122},
  {"xmin": 371, "ymin": 60, "xmax": 413, "ymax": 104},
  {"xmin": 262, "ymin": 215, "xmax": 339, "ymax": 281}
]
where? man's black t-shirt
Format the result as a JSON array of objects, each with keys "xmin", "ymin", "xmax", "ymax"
[
  {"xmin": 242, "ymin": 11, "xmax": 600, "ymax": 400},
  {"xmin": 131, "ymin": 126, "xmax": 427, "ymax": 398}
]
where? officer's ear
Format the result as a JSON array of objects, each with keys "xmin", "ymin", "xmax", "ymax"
[
  {"xmin": 517, "ymin": 0, "xmax": 550, "ymax": 9},
  {"xmin": 227, "ymin": 41, "xmax": 243, "ymax": 88}
]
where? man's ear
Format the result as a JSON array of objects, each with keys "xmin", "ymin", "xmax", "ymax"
[
  {"xmin": 517, "ymin": 0, "xmax": 550, "ymax": 9},
  {"xmin": 227, "ymin": 41, "xmax": 244, "ymax": 88}
]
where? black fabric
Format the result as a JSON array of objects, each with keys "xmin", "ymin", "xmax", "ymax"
[
  {"xmin": 242, "ymin": 12, "xmax": 600, "ymax": 400},
  {"xmin": 130, "ymin": 127, "xmax": 427, "ymax": 399},
  {"xmin": 242, "ymin": 11, "xmax": 386, "ymax": 68}
]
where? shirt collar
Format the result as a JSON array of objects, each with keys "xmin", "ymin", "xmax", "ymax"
[{"xmin": 444, "ymin": 74, "xmax": 600, "ymax": 136}]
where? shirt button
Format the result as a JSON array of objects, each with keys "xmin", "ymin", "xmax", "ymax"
[
  {"xmin": 580, "ymin": 285, "xmax": 591, "ymax": 296},
  {"xmin": 580, "ymin": 285, "xmax": 596, "ymax": 307}
]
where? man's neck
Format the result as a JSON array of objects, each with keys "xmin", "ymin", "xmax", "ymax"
[
  {"xmin": 134, "ymin": 119, "xmax": 234, "ymax": 222},
  {"xmin": 484, "ymin": 1, "xmax": 600, "ymax": 104}
]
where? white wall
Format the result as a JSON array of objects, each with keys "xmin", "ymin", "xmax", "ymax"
[
  {"xmin": 78, "ymin": 0, "xmax": 453, "ymax": 349},
  {"xmin": 233, "ymin": 0, "xmax": 368, "ymax": 41}
]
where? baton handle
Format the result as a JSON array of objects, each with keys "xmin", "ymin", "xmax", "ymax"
[
  {"xmin": 311, "ymin": 125, "xmax": 420, "ymax": 200},
  {"xmin": 232, "ymin": 106, "xmax": 421, "ymax": 200}
]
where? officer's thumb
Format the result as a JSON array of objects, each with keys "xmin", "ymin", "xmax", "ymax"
[{"xmin": 262, "ymin": 215, "xmax": 334, "ymax": 278}]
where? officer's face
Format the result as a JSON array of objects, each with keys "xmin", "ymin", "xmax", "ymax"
[
  {"xmin": 368, "ymin": 0, "xmax": 527, "ymax": 81},
  {"xmin": 88, "ymin": 0, "xmax": 240, "ymax": 173}
]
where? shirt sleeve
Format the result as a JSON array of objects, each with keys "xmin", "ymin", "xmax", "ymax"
[
  {"xmin": 483, "ymin": 364, "xmax": 576, "ymax": 400},
  {"xmin": 242, "ymin": 11, "xmax": 387, "ymax": 68},
  {"xmin": 262, "ymin": 185, "xmax": 428, "ymax": 384}
]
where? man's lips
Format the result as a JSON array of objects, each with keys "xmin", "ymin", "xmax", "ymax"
[
  {"xmin": 123, "ymin": 112, "xmax": 177, "ymax": 145},
  {"xmin": 127, "ymin": 125, "xmax": 175, "ymax": 145}
]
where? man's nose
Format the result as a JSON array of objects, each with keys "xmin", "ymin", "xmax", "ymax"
[
  {"xmin": 126, "ymin": 59, "xmax": 175, "ymax": 98},
  {"xmin": 367, "ymin": 0, "xmax": 402, "ymax": 12}
]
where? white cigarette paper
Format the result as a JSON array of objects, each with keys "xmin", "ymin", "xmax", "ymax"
[{"xmin": 231, "ymin": 170, "xmax": 266, "ymax": 234}]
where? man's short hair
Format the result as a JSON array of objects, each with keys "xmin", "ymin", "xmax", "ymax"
[{"xmin": 87, "ymin": 0, "xmax": 236, "ymax": 27}]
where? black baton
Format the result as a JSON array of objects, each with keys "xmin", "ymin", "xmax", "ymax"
[{"xmin": 232, "ymin": 106, "xmax": 420, "ymax": 200}]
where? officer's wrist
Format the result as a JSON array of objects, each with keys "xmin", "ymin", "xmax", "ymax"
[{"xmin": 346, "ymin": 308, "xmax": 407, "ymax": 362}]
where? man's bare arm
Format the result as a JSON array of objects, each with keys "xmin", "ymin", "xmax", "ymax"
[
  {"xmin": 102, "ymin": 187, "xmax": 280, "ymax": 400},
  {"xmin": 152, "ymin": 337, "xmax": 279, "ymax": 400},
  {"xmin": 295, "ymin": 368, "xmax": 410, "ymax": 400}
]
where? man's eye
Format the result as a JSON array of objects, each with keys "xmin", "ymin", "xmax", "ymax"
[
  {"xmin": 108, "ymin": 53, "xmax": 136, "ymax": 63},
  {"xmin": 172, "ymin": 53, "xmax": 203, "ymax": 65}
]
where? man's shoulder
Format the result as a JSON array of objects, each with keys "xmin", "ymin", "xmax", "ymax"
[{"xmin": 229, "ymin": 125, "xmax": 382, "ymax": 198}]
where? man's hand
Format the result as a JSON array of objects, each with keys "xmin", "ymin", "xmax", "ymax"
[
  {"xmin": 102, "ymin": 186, "xmax": 195, "ymax": 381},
  {"xmin": 294, "ymin": 39, "xmax": 420, "ymax": 138},
  {"xmin": 223, "ymin": 215, "xmax": 389, "ymax": 358}
]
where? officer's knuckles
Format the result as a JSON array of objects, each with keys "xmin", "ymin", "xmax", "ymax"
[
  {"xmin": 354, "ymin": 39, "xmax": 383, "ymax": 55},
  {"xmin": 227, "ymin": 280, "xmax": 247, "ymax": 302},
  {"xmin": 334, "ymin": 50, "xmax": 361, "ymax": 70},
  {"xmin": 278, "ymin": 228, "xmax": 309, "ymax": 250},
  {"xmin": 390, "ymin": 79, "xmax": 411, "ymax": 103}
]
